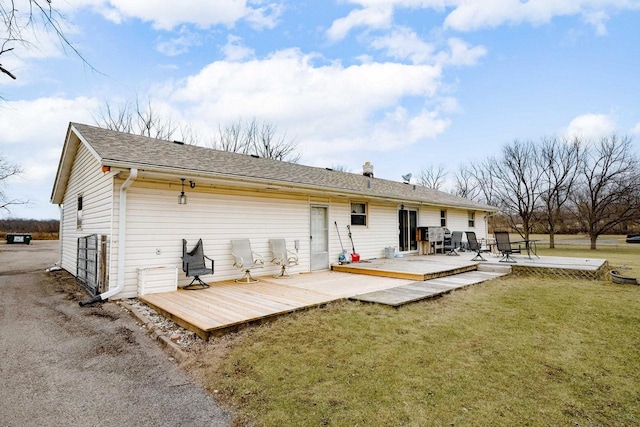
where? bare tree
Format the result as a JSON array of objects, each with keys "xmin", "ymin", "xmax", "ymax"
[
  {"xmin": 492, "ymin": 140, "xmax": 544, "ymax": 240},
  {"xmin": 538, "ymin": 136, "xmax": 581, "ymax": 248},
  {"xmin": 330, "ymin": 164, "xmax": 349, "ymax": 172},
  {"xmin": 212, "ymin": 118, "xmax": 301, "ymax": 162},
  {"xmin": 417, "ymin": 164, "xmax": 448, "ymax": 190},
  {"xmin": 571, "ymin": 135, "xmax": 640, "ymax": 249},
  {"xmin": 0, "ymin": 153, "xmax": 25, "ymax": 212},
  {"xmin": 453, "ymin": 165, "xmax": 480, "ymax": 200},
  {"xmin": 95, "ymin": 97, "xmax": 197, "ymax": 143},
  {"xmin": 453, "ymin": 160, "xmax": 499, "ymax": 206},
  {"xmin": 215, "ymin": 121, "xmax": 249, "ymax": 154},
  {"xmin": 1, "ymin": 0, "xmax": 95, "ymax": 82}
]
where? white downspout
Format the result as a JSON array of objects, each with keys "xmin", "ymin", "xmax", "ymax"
[{"xmin": 80, "ymin": 168, "xmax": 138, "ymax": 306}]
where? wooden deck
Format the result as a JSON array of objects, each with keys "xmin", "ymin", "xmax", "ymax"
[
  {"xmin": 140, "ymin": 272, "xmax": 416, "ymax": 339},
  {"xmin": 350, "ymin": 270, "xmax": 506, "ymax": 307},
  {"xmin": 331, "ymin": 256, "xmax": 478, "ymax": 280},
  {"xmin": 140, "ymin": 253, "xmax": 608, "ymax": 339}
]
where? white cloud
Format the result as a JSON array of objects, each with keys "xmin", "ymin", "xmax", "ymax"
[
  {"xmin": 582, "ymin": 10, "xmax": 609, "ymax": 35},
  {"xmin": 65, "ymin": 0, "xmax": 280, "ymax": 30},
  {"xmin": 170, "ymin": 49, "xmax": 449, "ymax": 159},
  {"xmin": 221, "ymin": 35, "xmax": 255, "ymax": 61},
  {"xmin": 155, "ymin": 27, "xmax": 202, "ymax": 56},
  {"xmin": 630, "ymin": 122, "xmax": 640, "ymax": 136},
  {"xmin": 244, "ymin": 1, "xmax": 283, "ymax": 30},
  {"xmin": 330, "ymin": 0, "xmax": 637, "ymax": 36},
  {"xmin": 0, "ymin": 97, "xmax": 99, "ymax": 219},
  {"xmin": 327, "ymin": 6, "xmax": 394, "ymax": 41},
  {"xmin": 107, "ymin": 0, "xmax": 247, "ymax": 29},
  {"xmin": 436, "ymin": 38, "xmax": 487, "ymax": 66},
  {"xmin": 564, "ymin": 113, "xmax": 616, "ymax": 140},
  {"xmin": 370, "ymin": 27, "xmax": 436, "ymax": 64},
  {"xmin": 445, "ymin": 0, "xmax": 635, "ymax": 34}
]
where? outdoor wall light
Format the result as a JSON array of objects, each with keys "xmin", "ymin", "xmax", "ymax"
[{"xmin": 179, "ymin": 178, "xmax": 187, "ymax": 205}]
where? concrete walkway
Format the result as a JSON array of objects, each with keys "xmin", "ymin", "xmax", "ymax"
[{"xmin": 0, "ymin": 241, "xmax": 231, "ymax": 427}]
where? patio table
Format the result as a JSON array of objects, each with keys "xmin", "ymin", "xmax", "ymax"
[{"xmin": 513, "ymin": 239, "xmax": 540, "ymax": 259}]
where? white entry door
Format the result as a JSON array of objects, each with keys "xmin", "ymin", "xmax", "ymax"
[{"xmin": 310, "ymin": 206, "xmax": 329, "ymax": 270}]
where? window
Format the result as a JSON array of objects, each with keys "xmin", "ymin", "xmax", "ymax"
[
  {"xmin": 77, "ymin": 195, "xmax": 84, "ymax": 229},
  {"xmin": 350, "ymin": 202, "xmax": 367, "ymax": 226},
  {"xmin": 468, "ymin": 211, "xmax": 475, "ymax": 228},
  {"xmin": 440, "ymin": 209, "xmax": 447, "ymax": 227}
]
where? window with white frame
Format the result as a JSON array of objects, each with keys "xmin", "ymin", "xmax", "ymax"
[
  {"xmin": 440, "ymin": 209, "xmax": 447, "ymax": 227},
  {"xmin": 350, "ymin": 202, "xmax": 367, "ymax": 226},
  {"xmin": 77, "ymin": 195, "xmax": 83, "ymax": 229},
  {"xmin": 468, "ymin": 211, "xmax": 475, "ymax": 227}
]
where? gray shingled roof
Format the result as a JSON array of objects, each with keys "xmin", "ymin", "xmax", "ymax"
[{"xmin": 70, "ymin": 122, "xmax": 496, "ymax": 211}]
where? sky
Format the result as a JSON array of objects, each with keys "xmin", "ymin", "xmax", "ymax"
[{"xmin": 1, "ymin": 0, "xmax": 639, "ymax": 220}]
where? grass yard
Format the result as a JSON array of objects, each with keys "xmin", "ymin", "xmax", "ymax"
[{"xmin": 184, "ymin": 236, "xmax": 640, "ymax": 426}]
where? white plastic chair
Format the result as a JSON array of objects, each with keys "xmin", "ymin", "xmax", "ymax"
[
  {"xmin": 269, "ymin": 239, "xmax": 298, "ymax": 278},
  {"xmin": 231, "ymin": 239, "xmax": 264, "ymax": 283}
]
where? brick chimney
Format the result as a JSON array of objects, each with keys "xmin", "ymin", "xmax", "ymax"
[{"xmin": 363, "ymin": 161, "xmax": 374, "ymax": 178}]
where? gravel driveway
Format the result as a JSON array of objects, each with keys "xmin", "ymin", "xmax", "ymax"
[{"xmin": 0, "ymin": 240, "xmax": 231, "ymax": 427}]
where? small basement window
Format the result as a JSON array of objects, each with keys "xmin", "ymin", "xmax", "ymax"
[
  {"xmin": 351, "ymin": 202, "xmax": 367, "ymax": 226},
  {"xmin": 468, "ymin": 211, "xmax": 475, "ymax": 228},
  {"xmin": 77, "ymin": 195, "xmax": 83, "ymax": 229}
]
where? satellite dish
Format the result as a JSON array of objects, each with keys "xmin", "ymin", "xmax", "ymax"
[{"xmin": 402, "ymin": 173, "xmax": 412, "ymax": 182}]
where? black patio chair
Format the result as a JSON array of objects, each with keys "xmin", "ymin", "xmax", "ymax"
[
  {"xmin": 182, "ymin": 239, "xmax": 214, "ymax": 290},
  {"xmin": 445, "ymin": 231, "xmax": 463, "ymax": 256},
  {"xmin": 494, "ymin": 231, "xmax": 521, "ymax": 263},
  {"xmin": 466, "ymin": 231, "xmax": 487, "ymax": 261}
]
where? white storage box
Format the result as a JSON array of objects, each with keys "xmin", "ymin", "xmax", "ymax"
[{"xmin": 137, "ymin": 266, "xmax": 178, "ymax": 295}]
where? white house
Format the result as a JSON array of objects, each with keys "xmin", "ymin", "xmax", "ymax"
[{"xmin": 50, "ymin": 123, "xmax": 497, "ymax": 301}]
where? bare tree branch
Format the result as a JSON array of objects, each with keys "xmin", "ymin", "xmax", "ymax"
[
  {"xmin": 1, "ymin": 0, "xmax": 99, "ymax": 83},
  {"xmin": 491, "ymin": 140, "xmax": 544, "ymax": 240},
  {"xmin": 538, "ymin": 136, "xmax": 581, "ymax": 248},
  {"xmin": 417, "ymin": 164, "xmax": 448, "ymax": 190},
  {"xmin": 211, "ymin": 117, "xmax": 301, "ymax": 162},
  {"xmin": 95, "ymin": 96, "xmax": 197, "ymax": 144},
  {"xmin": 571, "ymin": 134, "xmax": 640, "ymax": 249},
  {"xmin": 0, "ymin": 153, "xmax": 24, "ymax": 213}
]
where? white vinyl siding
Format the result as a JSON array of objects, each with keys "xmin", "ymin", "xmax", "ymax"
[
  {"xmin": 420, "ymin": 207, "xmax": 488, "ymax": 238},
  {"xmin": 419, "ymin": 206, "xmax": 441, "ymax": 227},
  {"xmin": 59, "ymin": 143, "xmax": 114, "ymax": 276},
  {"xmin": 60, "ymin": 166, "xmax": 489, "ymax": 299},
  {"xmin": 109, "ymin": 185, "xmax": 408, "ymax": 298},
  {"xmin": 113, "ymin": 182, "xmax": 311, "ymax": 298},
  {"xmin": 349, "ymin": 202, "xmax": 397, "ymax": 258}
]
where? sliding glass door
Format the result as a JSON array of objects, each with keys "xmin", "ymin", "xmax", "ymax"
[{"xmin": 398, "ymin": 208, "xmax": 417, "ymax": 252}]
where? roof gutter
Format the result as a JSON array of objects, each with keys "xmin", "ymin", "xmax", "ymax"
[
  {"xmin": 111, "ymin": 166, "xmax": 497, "ymax": 212},
  {"xmin": 80, "ymin": 168, "xmax": 138, "ymax": 306}
]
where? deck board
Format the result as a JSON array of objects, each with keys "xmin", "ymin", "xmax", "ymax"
[
  {"xmin": 141, "ymin": 279, "xmax": 339, "ymax": 338},
  {"xmin": 350, "ymin": 271, "xmax": 506, "ymax": 306},
  {"xmin": 140, "ymin": 253, "xmax": 607, "ymax": 339}
]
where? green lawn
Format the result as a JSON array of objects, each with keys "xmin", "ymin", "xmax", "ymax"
[{"xmin": 186, "ymin": 236, "xmax": 640, "ymax": 426}]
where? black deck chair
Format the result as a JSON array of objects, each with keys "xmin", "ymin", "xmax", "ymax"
[
  {"xmin": 182, "ymin": 239, "xmax": 214, "ymax": 290},
  {"xmin": 445, "ymin": 231, "xmax": 463, "ymax": 256},
  {"xmin": 494, "ymin": 231, "xmax": 521, "ymax": 263},
  {"xmin": 466, "ymin": 231, "xmax": 487, "ymax": 261}
]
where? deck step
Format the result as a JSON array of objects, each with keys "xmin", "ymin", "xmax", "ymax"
[
  {"xmin": 349, "ymin": 270, "xmax": 507, "ymax": 307},
  {"xmin": 477, "ymin": 263, "xmax": 512, "ymax": 274}
]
